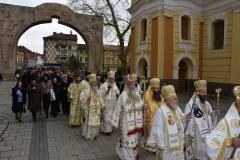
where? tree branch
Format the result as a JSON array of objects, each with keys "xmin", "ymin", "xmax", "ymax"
[
  {"xmin": 105, "ymin": 0, "xmax": 121, "ymax": 37},
  {"xmin": 121, "ymin": 22, "xmax": 131, "ymax": 37}
]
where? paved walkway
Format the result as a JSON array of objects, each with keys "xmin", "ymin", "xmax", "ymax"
[{"xmin": 0, "ymin": 81, "xmax": 234, "ymax": 160}]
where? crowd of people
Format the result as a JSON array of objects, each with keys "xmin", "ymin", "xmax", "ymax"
[{"xmin": 10, "ymin": 67, "xmax": 240, "ymax": 160}]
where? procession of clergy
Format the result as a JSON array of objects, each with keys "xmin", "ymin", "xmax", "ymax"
[{"xmin": 67, "ymin": 70, "xmax": 240, "ymax": 160}]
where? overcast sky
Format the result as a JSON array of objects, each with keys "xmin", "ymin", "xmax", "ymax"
[{"xmin": 0, "ymin": 0, "xmax": 85, "ymax": 54}]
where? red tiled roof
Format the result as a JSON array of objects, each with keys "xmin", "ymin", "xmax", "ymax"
[
  {"xmin": 17, "ymin": 46, "xmax": 41, "ymax": 59},
  {"xmin": 17, "ymin": 46, "xmax": 33, "ymax": 53}
]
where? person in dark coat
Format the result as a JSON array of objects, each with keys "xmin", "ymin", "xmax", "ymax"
[
  {"xmin": 21, "ymin": 70, "xmax": 28, "ymax": 89},
  {"xmin": 11, "ymin": 81, "xmax": 26, "ymax": 122},
  {"xmin": 50, "ymin": 77, "xmax": 61, "ymax": 117},
  {"xmin": 60, "ymin": 74, "xmax": 70, "ymax": 115},
  {"xmin": 28, "ymin": 80, "xmax": 42, "ymax": 122},
  {"xmin": 41, "ymin": 75, "xmax": 52, "ymax": 119}
]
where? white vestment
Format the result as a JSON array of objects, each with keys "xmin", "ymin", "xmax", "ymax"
[
  {"xmin": 80, "ymin": 79, "xmax": 90, "ymax": 89},
  {"xmin": 136, "ymin": 82, "xmax": 144, "ymax": 97},
  {"xmin": 206, "ymin": 103, "xmax": 240, "ymax": 160},
  {"xmin": 185, "ymin": 95, "xmax": 217, "ymax": 159},
  {"xmin": 99, "ymin": 82, "xmax": 119, "ymax": 133},
  {"xmin": 111, "ymin": 90, "xmax": 143, "ymax": 160},
  {"xmin": 147, "ymin": 103, "xmax": 185, "ymax": 160}
]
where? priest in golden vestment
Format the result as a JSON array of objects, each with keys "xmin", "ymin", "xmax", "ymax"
[
  {"xmin": 147, "ymin": 85, "xmax": 192, "ymax": 160},
  {"xmin": 80, "ymin": 74, "xmax": 104, "ymax": 140},
  {"xmin": 68, "ymin": 71, "xmax": 84, "ymax": 126},
  {"xmin": 206, "ymin": 86, "xmax": 240, "ymax": 160},
  {"xmin": 142, "ymin": 78, "xmax": 163, "ymax": 151}
]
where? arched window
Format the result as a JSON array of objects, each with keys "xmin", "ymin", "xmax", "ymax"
[
  {"xmin": 141, "ymin": 18, "xmax": 147, "ymax": 41},
  {"xmin": 181, "ymin": 15, "xmax": 191, "ymax": 40},
  {"xmin": 213, "ymin": 20, "xmax": 224, "ymax": 50}
]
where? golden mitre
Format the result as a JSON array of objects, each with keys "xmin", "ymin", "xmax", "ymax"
[
  {"xmin": 108, "ymin": 71, "xmax": 115, "ymax": 78},
  {"xmin": 194, "ymin": 80, "xmax": 207, "ymax": 91},
  {"xmin": 233, "ymin": 86, "xmax": 240, "ymax": 101},
  {"xmin": 127, "ymin": 74, "xmax": 137, "ymax": 82},
  {"xmin": 150, "ymin": 78, "xmax": 160, "ymax": 88},
  {"xmin": 88, "ymin": 73, "xmax": 97, "ymax": 83},
  {"xmin": 161, "ymin": 85, "xmax": 176, "ymax": 99}
]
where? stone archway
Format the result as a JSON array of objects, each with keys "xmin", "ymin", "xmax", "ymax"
[
  {"xmin": 137, "ymin": 58, "xmax": 148, "ymax": 78},
  {"xmin": 178, "ymin": 58, "xmax": 193, "ymax": 92},
  {"xmin": 0, "ymin": 3, "xmax": 103, "ymax": 80}
]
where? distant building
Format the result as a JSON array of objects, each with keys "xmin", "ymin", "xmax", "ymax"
[
  {"xmin": 77, "ymin": 44, "xmax": 88, "ymax": 69},
  {"xmin": 16, "ymin": 47, "xmax": 25, "ymax": 69},
  {"xmin": 17, "ymin": 46, "xmax": 41, "ymax": 69},
  {"xmin": 103, "ymin": 45, "xmax": 122, "ymax": 71},
  {"xmin": 37, "ymin": 54, "xmax": 44, "ymax": 66},
  {"xmin": 43, "ymin": 32, "xmax": 77, "ymax": 66},
  {"xmin": 75, "ymin": 44, "xmax": 126, "ymax": 72}
]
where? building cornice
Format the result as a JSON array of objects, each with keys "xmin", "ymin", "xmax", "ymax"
[
  {"xmin": 164, "ymin": 0, "xmax": 202, "ymax": 15},
  {"xmin": 203, "ymin": 0, "xmax": 240, "ymax": 15},
  {"xmin": 232, "ymin": 1, "xmax": 240, "ymax": 13},
  {"xmin": 129, "ymin": 0, "xmax": 162, "ymax": 20},
  {"xmin": 129, "ymin": 0, "xmax": 240, "ymax": 20}
]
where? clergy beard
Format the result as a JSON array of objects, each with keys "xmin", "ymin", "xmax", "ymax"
[
  {"xmin": 199, "ymin": 95, "xmax": 207, "ymax": 103},
  {"xmin": 152, "ymin": 91, "xmax": 161, "ymax": 102},
  {"xmin": 167, "ymin": 103, "xmax": 177, "ymax": 110},
  {"xmin": 236, "ymin": 97, "xmax": 240, "ymax": 103},
  {"xmin": 127, "ymin": 90, "xmax": 140, "ymax": 102},
  {"xmin": 92, "ymin": 86, "xmax": 98, "ymax": 93}
]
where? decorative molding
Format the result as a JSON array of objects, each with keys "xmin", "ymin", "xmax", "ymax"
[
  {"xmin": 163, "ymin": 0, "xmax": 202, "ymax": 16},
  {"xmin": 136, "ymin": 52, "xmax": 150, "ymax": 77},
  {"xmin": 137, "ymin": 41, "xmax": 149, "ymax": 51},
  {"xmin": 130, "ymin": 0, "xmax": 162, "ymax": 21},
  {"xmin": 233, "ymin": 2, "xmax": 240, "ymax": 13},
  {"xmin": 179, "ymin": 41, "xmax": 195, "ymax": 50},
  {"xmin": 208, "ymin": 12, "xmax": 227, "ymax": 49},
  {"xmin": 129, "ymin": 0, "xmax": 240, "ymax": 18},
  {"xmin": 203, "ymin": 0, "xmax": 240, "ymax": 15},
  {"xmin": 138, "ymin": 17, "xmax": 148, "ymax": 45},
  {"xmin": 173, "ymin": 52, "xmax": 198, "ymax": 79},
  {"xmin": 178, "ymin": 12, "xmax": 195, "ymax": 49}
]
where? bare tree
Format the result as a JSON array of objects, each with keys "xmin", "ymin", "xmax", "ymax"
[{"xmin": 67, "ymin": 0, "xmax": 131, "ymax": 73}]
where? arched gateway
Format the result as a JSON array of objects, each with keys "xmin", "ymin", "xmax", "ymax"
[{"xmin": 0, "ymin": 3, "xmax": 103, "ymax": 80}]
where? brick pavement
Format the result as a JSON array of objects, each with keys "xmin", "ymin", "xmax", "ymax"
[{"xmin": 0, "ymin": 81, "xmax": 235, "ymax": 160}]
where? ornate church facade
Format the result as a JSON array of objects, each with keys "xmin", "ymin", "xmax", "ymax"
[{"xmin": 128, "ymin": 0, "xmax": 240, "ymax": 93}]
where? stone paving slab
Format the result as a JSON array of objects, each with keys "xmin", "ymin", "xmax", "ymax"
[
  {"xmin": 0, "ymin": 81, "xmax": 235, "ymax": 160},
  {"xmin": 0, "ymin": 122, "xmax": 32, "ymax": 160}
]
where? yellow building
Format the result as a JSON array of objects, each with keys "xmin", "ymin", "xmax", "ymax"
[
  {"xmin": 129, "ymin": 0, "xmax": 240, "ymax": 93},
  {"xmin": 103, "ymin": 45, "xmax": 122, "ymax": 71}
]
